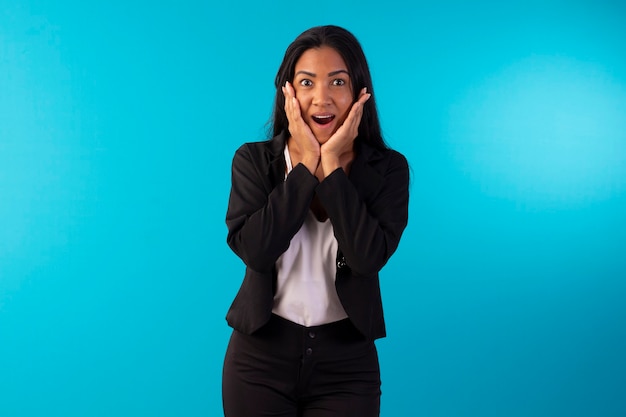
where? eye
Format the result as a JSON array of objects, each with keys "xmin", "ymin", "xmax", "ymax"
[
  {"xmin": 299, "ymin": 79, "xmax": 313, "ymax": 87},
  {"xmin": 332, "ymin": 79, "xmax": 346, "ymax": 86}
]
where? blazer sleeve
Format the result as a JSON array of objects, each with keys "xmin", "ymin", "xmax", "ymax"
[
  {"xmin": 225, "ymin": 144, "xmax": 319, "ymax": 272},
  {"xmin": 315, "ymin": 150, "xmax": 409, "ymax": 276}
]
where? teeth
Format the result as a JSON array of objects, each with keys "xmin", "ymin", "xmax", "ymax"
[{"xmin": 312, "ymin": 114, "xmax": 334, "ymax": 125}]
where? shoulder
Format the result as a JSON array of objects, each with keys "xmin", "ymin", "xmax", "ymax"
[
  {"xmin": 233, "ymin": 139, "xmax": 271, "ymax": 159},
  {"xmin": 230, "ymin": 133, "xmax": 288, "ymax": 188},
  {"xmin": 233, "ymin": 132, "xmax": 287, "ymax": 164},
  {"xmin": 384, "ymin": 148, "xmax": 409, "ymax": 169},
  {"xmin": 358, "ymin": 142, "xmax": 409, "ymax": 175}
]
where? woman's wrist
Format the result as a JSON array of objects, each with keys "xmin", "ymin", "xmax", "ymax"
[
  {"xmin": 301, "ymin": 153, "xmax": 321, "ymax": 175},
  {"xmin": 320, "ymin": 151, "xmax": 345, "ymax": 177}
]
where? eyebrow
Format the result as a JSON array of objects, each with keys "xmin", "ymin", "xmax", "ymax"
[{"xmin": 294, "ymin": 69, "xmax": 350, "ymax": 77}]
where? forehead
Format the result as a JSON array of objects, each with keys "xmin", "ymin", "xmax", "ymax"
[{"xmin": 294, "ymin": 46, "xmax": 348, "ymax": 73}]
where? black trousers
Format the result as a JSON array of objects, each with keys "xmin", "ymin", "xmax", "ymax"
[{"xmin": 222, "ymin": 314, "xmax": 381, "ymax": 417}]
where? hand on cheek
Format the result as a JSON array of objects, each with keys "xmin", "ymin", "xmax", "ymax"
[
  {"xmin": 320, "ymin": 88, "xmax": 371, "ymax": 176},
  {"xmin": 282, "ymin": 81, "xmax": 320, "ymax": 174}
]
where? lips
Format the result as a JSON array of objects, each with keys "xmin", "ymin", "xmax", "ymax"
[{"xmin": 311, "ymin": 113, "xmax": 335, "ymax": 125}]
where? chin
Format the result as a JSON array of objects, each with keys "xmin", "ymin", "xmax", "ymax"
[
  {"xmin": 315, "ymin": 136, "xmax": 331, "ymax": 144},
  {"xmin": 313, "ymin": 129, "xmax": 337, "ymax": 144}
]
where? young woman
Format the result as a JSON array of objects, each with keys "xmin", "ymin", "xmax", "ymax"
[{"xmin": 222, "ymin": 25, "xmax": 409, "ymax": 417}]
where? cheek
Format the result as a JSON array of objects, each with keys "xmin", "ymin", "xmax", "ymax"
[
  {"xmin": 337, "ymin": 94, "xmax": 353, "ymax": 117},
  {"xmin": 294, "ymin": 89, "xmax": 312, "ymax": 104}
]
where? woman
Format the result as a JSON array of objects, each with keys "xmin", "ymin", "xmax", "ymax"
[{"xmin": 222, "ymin": 25, "xmax": 409, "ymax": 416}]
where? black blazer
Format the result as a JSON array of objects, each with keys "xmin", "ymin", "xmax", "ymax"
[{"xmin": 225, "ymin": 131, "xmax": 409, "ymax": 341}]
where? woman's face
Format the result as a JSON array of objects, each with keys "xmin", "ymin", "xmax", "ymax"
[{"xmin": 292, "ymin": 46, "xmax": 354, "ymax": 143}]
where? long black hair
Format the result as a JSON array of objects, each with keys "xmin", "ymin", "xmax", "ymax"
[{"xmin": 270, "ymin": 25, "xmax": 388, "ymax": 151}]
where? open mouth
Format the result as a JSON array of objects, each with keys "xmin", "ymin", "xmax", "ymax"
[{"xmin": 311, "ymin": 114, "xmax": 335, "ymax": 125}]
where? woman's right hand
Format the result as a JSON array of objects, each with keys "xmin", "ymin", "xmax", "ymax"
[{"xmin": 282, "ymin": 81, "xmax": 320, "ymax": 174}]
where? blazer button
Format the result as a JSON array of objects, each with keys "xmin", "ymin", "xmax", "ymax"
[{"xmin": 337, "ymin": 257, "xmax": 347, "ymax": 269}]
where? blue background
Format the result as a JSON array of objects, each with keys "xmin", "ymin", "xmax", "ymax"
[{"xmin": 1, "ymin": 1, "xmax": 625, "ymax": 416}]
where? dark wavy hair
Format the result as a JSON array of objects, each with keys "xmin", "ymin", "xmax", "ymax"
[{"xmin": 270, "ymin": 25, "xmax": 388, "ymax": 151}]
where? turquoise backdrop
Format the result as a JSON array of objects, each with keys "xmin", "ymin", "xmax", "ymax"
[{"xmin": 1, "ymin": 1, "xmax": 625, "ymax": 416}]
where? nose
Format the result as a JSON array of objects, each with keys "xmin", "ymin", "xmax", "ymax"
[{"xmin": 312, "ymin": 84, "xmax": 331, "ymax": 106}]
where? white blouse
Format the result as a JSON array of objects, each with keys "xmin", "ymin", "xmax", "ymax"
[{"xmin": 272, "ymin": 145, "xmax": 348, "ymax": 326}]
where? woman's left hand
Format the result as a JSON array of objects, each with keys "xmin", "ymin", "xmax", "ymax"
[{"xmin": 321, "ymin": 88, "xmax": 371, "ymax": 176}]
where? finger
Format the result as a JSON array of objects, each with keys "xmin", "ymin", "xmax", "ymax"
[
  {"xmin": 340, "ymin": 100, "xmax": 367, "ymax": 138},
  {"xmin": 286, "ymin": 81, "xmax": 296, "ymax": 97},
  {"xmin": 348, "ymin": 97, "xmax": 367, "ymax": 123},
  {"xmin": 357, "ymin": 88, "xmax": 371, "ymax": 105},
  {"xmin": 284, "ymin": 81, "xmax": 294, "ymax": 104},
  {"xmin": 283, "ymin": 82, "xmax": 295, "ymax": 109},
  {"xmin": 282, "ymin": 84, "xmax": 290, "ymax": 111},
  {"xmin": 283, "ymin": 83, "xmax": 302, "ymax": 123},
  {"xmin": 351, "ymin": 89, "xmax": 371, "ymax": 122},
  {"xmin": 284, "ymin": 82, "xmax": 296, "ymax": 109}
]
